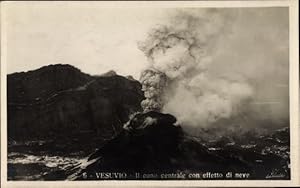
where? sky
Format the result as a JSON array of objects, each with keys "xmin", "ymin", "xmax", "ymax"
[
  {"xmin": 4, "ymin": 3, "xmax": 170, "ymax": 78},
  {"xmin": 3, "ymin": 3, "xmax": 289, "ymax": 126},
  {"xmin": 4, "ymin": 4, "xmax": 288, "ymax": 79}
]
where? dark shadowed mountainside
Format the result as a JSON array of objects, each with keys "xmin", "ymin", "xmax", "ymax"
[{"xmin": 8, "ymin": 64, "xmax": 144, "ymax": 144}]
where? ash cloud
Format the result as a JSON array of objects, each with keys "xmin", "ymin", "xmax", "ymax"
[
  {"xmin": 140, "ymin": 69, "xmax": 167, "ymax": 112},
  {"xmin": 138, "ymin": 8, "xmax": 289, "ymax": 133}
]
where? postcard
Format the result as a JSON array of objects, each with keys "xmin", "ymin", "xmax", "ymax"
[{"xmin": 1, "ymin": 1, "xmax": 299, "ymax": 187}]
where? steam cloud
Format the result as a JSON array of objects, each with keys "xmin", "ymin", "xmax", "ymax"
[{"xmin": 139, "ymin": 9, "xmax": 255, "ymax": 129}]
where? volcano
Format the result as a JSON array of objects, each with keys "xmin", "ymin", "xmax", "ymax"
[
  {"xmin": 7, "ymin": 64, "xmax": 290, "ymax": 181},
  {"xmin": 65, "ymin": 111, "xmax": 289, "ymax": 180}
]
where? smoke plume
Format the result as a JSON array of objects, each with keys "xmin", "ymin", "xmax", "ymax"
[
  {"xmin": 138, "ymin": 8, "xmax": 288, "ymax": 132},
  {"xmin": 140, "ymin": 69, "xmax": 167, "ymax": 112}
]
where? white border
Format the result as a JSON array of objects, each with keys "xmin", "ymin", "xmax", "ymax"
[{"xmin": 1, "ymin": 1, "xmax": 299, "ymax": 187}]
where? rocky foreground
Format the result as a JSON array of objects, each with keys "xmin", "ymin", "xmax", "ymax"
[{"xmin": 64, "ymin": 111, "xmax": 290, "ymax": 180}]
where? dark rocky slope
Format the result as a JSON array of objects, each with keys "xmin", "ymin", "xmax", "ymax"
[
  {"xmin": 65, "ymin": 111, "xmax": 289, "ymax": 180},
  {"xmin": 8, "ymin": 64, "xmax": 144, "ymax": 144}
]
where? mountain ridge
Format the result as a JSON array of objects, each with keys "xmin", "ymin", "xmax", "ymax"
[{"xmin": 8, "ymin": 64, "xmax": 144, "ymax": 144}]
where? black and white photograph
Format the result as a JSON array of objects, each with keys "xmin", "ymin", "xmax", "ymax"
[{"xmin": 1, "ymin": 1, "xmax": 299, "ymax": 187}]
